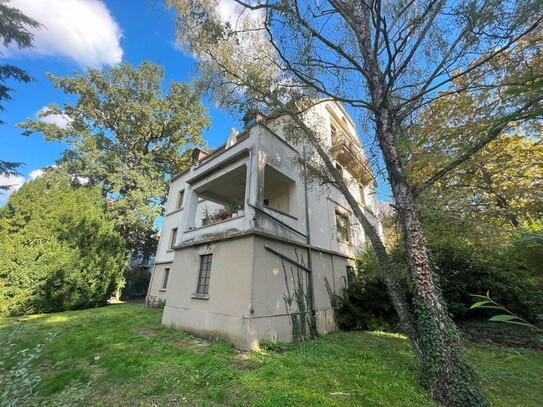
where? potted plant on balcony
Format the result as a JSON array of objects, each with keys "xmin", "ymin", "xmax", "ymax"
[
  {"xmin": 213, "ymin": 207, "xmax": 231, "ymax": 222},
  {"xmin": 227, "ymin": 198, "xmax": 244, "ymax": 217},
  {"xmin": 202, "ymin": 206, "xmax": 212, "ymax": 226}
]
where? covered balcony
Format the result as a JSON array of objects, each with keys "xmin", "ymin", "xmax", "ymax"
[
  {"xmin": 330, "ymin": 126, "xmax": 374, "ymax": 185},
  {"xmin": 187, "ymin": 164, "xmax": 248, "ymax": 230}
]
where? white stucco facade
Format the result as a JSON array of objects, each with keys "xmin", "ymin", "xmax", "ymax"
[{"xmin": 147, "ymin": 101, "xmax": 382, "ymax": 349}]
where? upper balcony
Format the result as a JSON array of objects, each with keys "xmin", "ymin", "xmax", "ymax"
[
  {"xmin": 330, "ymin": 125, "xmax": 374, "ymax": 185},
  {"xmin": 171, "ymin": 127, "xmax": 308, "ymax": 249}
]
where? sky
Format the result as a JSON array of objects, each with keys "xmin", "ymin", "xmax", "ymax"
[
  {"xmin": 0, "ymin": 0, "xmax": 240, "ymax": 203},
  {"xmin": 1, "ymin": 0, "xmax": 392, "ymax": 205}
]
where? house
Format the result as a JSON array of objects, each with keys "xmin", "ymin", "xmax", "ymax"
[{"xmin": 147, "ymin": 101, "xmax": 382, "ymax": 349}]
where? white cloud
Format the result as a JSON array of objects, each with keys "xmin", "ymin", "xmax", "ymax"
[
  {"xmin": 4, "ymin": 0, "xmax": 123, "ymax": 67},
  {"xmin": 0, "ymin": 168, "xmax": 49, "ymax": 205},
  {"xmin": 37, "ymin": 107, "xmax": 72, "ymax": 129},
  {"xmin": 217, "ymin": 0, "xmax": 241, "ymax": 23},
  {"xmin": 0, "ymin": 174, "xmax": 25, "ymax": 204},
  {"xmin": 28, "ymin": 169, "xmax": 44, "ymax": 180}
]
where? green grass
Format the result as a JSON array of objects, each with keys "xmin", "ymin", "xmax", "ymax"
[{"xmin": 1, "ymin": 304, "xmax": 542, "ymax": 406}]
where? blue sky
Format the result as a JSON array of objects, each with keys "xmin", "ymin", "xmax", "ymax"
[
  {"xmin": 1, "ymin": 0, "xmax": 238, "ymax": 203},
  {"xmin": 1, "ymin": 0, "xmax": 392, "ymax": 204}
]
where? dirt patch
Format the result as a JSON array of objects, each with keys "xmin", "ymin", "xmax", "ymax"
[
  {"xmin": 174, "ymin": 337, "xmax": 211, "ymax": 353},
  {"xmin": 133, "ymin": 325, "xmax": 161, "ymax": 338},
  {"xmin": 229, "ymin": 353, "xmax": 263, "ymax": 371}
]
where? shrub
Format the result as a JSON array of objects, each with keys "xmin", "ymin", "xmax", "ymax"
[
  {"xmin": 0, "ymin": 172, "xmax": 127, "ymax": 317},
  {"xmin": 332, "ymin": 248, "xmax": 409, "ymax": 331},
  {"xmin": 121, "ymin": 266, "xmax": 151, "ymax": 300},
  {"xmin": 431, "ymin": 241, "xmax": 543, "ymax": 321},
  {"xmin": 334, "ymin": 235, "xmax": 542, "ymax": 332}
]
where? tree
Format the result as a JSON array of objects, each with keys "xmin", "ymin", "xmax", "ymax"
[
  {"xmin": 0, "ymin": 0, "xmax": 41, "ymax": 119},
  {"xmin": 0, "ymin": 160, "xmax": 22, "ymax": 191},
  {"xmin": 0, "ymin": 170, "xmax": 126, "ymax": 317},
  {"xmin": 0, "ymin": 0, "xmax": 42, "ymax": 187},
  {"xmin": 19, "ymin": 61, "xmax": 210, "ymax": 255},
  {"xmin": 168, "ymin": 1, "xmax": 543, "ymax": 405},
  {"xmin": 405, "ymin": 40, "xmax": 543, "ymax": 230}
]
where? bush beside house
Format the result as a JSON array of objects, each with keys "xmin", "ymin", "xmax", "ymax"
[{"xmin": 0, "ymin": 172, "xmax": 126, "ymax": 317}]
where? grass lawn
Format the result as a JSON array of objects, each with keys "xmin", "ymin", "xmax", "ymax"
[{"xmin": 1, "ymin": 304, "xmax": 542, "ymax": 406}]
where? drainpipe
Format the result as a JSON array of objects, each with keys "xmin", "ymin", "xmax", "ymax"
[
  {"xmin": 246, "ymin": 149, "xmax": 256, "ymax": 315},
  {"xmin": 303, "ymin": 145, "xmax": 316, "ymax": 317}
]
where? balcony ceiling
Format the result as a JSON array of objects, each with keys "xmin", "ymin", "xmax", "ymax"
[{"xmin": 196, "ymin": 165, "xmax": 247, "ymax": 204}]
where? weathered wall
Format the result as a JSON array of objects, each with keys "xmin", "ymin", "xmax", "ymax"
[
  {"xmin": 162, "ymin": 236, "xmax": 256, "ymax": 349},
  {"xmin": 148, "ymin": 262, "xmax": 173, "ymax": 301},
  {"xmin": 160, "ymin": 232, "xmax": 354, "ymax": 349}
]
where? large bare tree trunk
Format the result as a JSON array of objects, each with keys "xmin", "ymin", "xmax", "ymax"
[
  {"xmin": 290, "ymin": 113, "xmax": 422, "ymax": 358},
  {"xmin": 329, "ymin": 1, "xmax": 490, "ymax": 402},
  {"xmin": 376, "ymin": 110, "xmax": 489, "ymax": 406}
]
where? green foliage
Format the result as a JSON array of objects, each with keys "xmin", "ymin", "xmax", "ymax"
[
  {"xmin": 0, "ymin": 171, "xmax": 127, "ymax": 317},
  {"xmin": 0, "ymin": 0, "xmax": 41, "ymax": 183},
  {"xmin": 327, "ymin": 247, "xmax": 409, "ymax": 332},
  {"xmin": 327, "ymin": 257, "xmax": 398, "ymax": 331},
  {"xmin": 471, "ymin": 292, "xmax": 543, "ymax": 332},
  {"xmin": 0, "ymin": 325, "xmax": 89, "ymax": 407},
  {"xmin": 340, "ymin": 229, "xmax": 542, "ymax": 329},
  {"xmin": 281, "ymin": 257, "xmax": 317, "ymax": 342},
  {"xmin": 424, "ymin": 216, "xmax": 543, "ymax": 322},
  {"xmin": 156, "ymin": 298, "xmax": 166, "ymax": 309},
  {"xmin": 18, "ymin": 61, "xmax": 209, "ymax": 255},
  {"xmin": 0, "ymin": 304, "xmax": 541, "ymax": 407},
  {"xmin": 0, "ymin": 0, "xmax": 42, "ymax": 122},
  {"xmin": 0, "ymin": 160, "xmax": 23, "ymax": 192},
  {"xmin": 121, "ymin": 266, "xmax": 151, "ymax": 300},
  {"xmin": 507, "ymin": 219, "xmax": 543, "ymax": 280}
]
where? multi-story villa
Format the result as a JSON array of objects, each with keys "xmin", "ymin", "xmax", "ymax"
[{"xmin": 147, "ymin": 101, "xmax": 382, "ymax": 349}]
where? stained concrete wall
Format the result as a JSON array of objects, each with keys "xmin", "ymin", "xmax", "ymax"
[
  {"xmin": 162, "ymin": 236, "xmax": 257, "ymax": 349},
  {"xmin": 159, "ymin": 232, "xmax": 355, "ymax": 349}
]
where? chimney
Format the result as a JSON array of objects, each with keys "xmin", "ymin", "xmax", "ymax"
[
  {"xmin": 242, "ymin": 109, "xmax": 266, "ymax": 128},
  {"xmin": 191, "ymin": 147, "xmax": 208, "ymax": 165}
]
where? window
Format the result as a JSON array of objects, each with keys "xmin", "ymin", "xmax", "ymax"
[
  {"xmin": 161, "ymin": 268, "xmax": 170, "ymax": 290},
  {"xmin": 359, "ymin": 184, "xmax": 366, "ymax": 206},
  {"xmin": 335, "ymin": 162, "xmax": 344, "ymax": 179},
  {"xmin": 170, "ymin": 228, "xmax": 178, "ymax": 249},
  {"xmin": 330, "ymin": 123, "xmax": 338, "ymax": 144},
  {"xmin": 336, "ymin": 211, "xmax": 350, "ymax": 242},
  {"xmin": 196, "ymin": 254, "xmax": 213, "ymax": 295},
  {"xmin": 177, "ymin": 190, "xmax": 185, "ymax": 209},
  {"xmin": 346, "ymin": 266, "xmax": 355, "ymax": 285}
]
